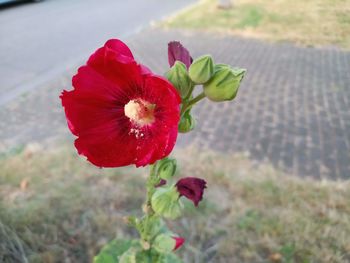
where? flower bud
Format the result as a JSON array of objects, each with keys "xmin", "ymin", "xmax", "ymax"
[
  {"xmin": 153, "ymin": 234, "xmax": 185, "ymax": 254},
  {"xmin": 178, "ymin": 110, "xmax": 196, "ymax": 133},
  {"xmin": 156, "ymin": 158, "xmax": 177, "ymax": 180},
  {"xmin": 168, "ymin": 41, "xmax": 193, "ymax": 69},
  {"xmin": 165, "ymin": 61, "xmax": 194, "ymax": 98},
  {"xmin": 189, "ymin": 55, "xmax": 214, "ymax": 84},
  {"xmin": 176, "ymin": 177, "xmax": 207, "ymax": 207},
  {"xmin": 151, "ymin": 186, "xmax": 183, "ymax": 219},
  {"xmin": 203, "ymin": 64, "xmax": 246, "ymax": 102}
]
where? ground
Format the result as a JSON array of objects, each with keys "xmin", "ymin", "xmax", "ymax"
[
  {"xmin": 164, "ymin": 0, "xmax": 350, "ymax": 49},
  {"xmin": 1, "ymin": 145, "xmax": 350, "ymax": 262}
]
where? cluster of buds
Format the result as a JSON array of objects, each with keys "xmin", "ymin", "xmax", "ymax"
[{"xmin": 166, "ymin": 42, "xmax": 245, "ymax": 134}]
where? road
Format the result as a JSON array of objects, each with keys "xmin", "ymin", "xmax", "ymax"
[{"xmin": 0, "ymin": 0, "xmax": 195, "ymax": 105}]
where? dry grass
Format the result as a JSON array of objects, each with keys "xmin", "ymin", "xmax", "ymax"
[
  {"xmin": 163, "ymin": 0, "xmax": 350, "ymax": 49},
  {"xmin": 1, "ymin": 144, "xmax": 350, "ymax": 262}
]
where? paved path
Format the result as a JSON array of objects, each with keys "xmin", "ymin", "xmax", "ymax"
[
  {"xmin": 0, "ymin": 0, "xmax": 195, "ymax": 105},
  {"xmin": 1, "ymin": 28, "xmax": 349, "ymax": 179}
]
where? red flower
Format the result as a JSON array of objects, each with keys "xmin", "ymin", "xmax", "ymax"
[
  {"xmin": 61, "ymin": 39, "xmax": 181, "ymax": 168},
  {"xmin": 168, "ymin": 41, "xmax": 193, "ymax": 69},
  {"xmin": 176, "ymin": 177, "xmax": 207, "ymax": 206},
  {"xmin": 172, "ymin": 236, "xmax": 185, "ymax": 251}
]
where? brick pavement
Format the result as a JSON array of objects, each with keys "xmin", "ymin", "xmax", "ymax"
[{"xmin": 0, "ymin": 28, "xmax": 349, "ymax": 179}]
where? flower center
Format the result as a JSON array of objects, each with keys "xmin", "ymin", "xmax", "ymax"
[{"xmin": 124, "ymin": 99, "xmax": 155, "ymax": 126}]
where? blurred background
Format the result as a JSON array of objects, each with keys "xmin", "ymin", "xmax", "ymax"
[{"xmin": 1, "ymin": 0, "xmax": 350, "ymax": 262}]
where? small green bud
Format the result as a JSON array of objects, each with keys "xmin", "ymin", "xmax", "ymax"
[
  {"xmin": 151, "ymin": 186, "xmax": 183, "ymax": 219},
  {"xmin": 178, "ymin": 110, "xmax": 196, "ymax": 133},
  {"xmin": 203, "ymin": 64, "xmax": 246, "ymax": 102},
  {"xmin": 156, "ymin": 158, "xmax": 177, "ymax": 180},
  {"xmin": 153, "ymin": 234, "xmax": 176, "ymax": 254},
  {"xmin": 165, "ymin": 61, "xmax": 194, "ymax": 98},
  {"xmin": 188, "ymin": 55, "xmax": 214, "ymax": 84}
]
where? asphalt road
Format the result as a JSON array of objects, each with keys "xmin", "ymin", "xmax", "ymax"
[{"xmin": 0, "ymin": 0, "xmax": 195, "ymax": 106}]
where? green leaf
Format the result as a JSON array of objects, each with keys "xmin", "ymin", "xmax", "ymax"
[
  {"xmin": 158, "ymin": 253, "xmax": 184, "ymax": 263},
  {"xmin": 93, "ymin": 239, "xmax": 139, "ymax": 263},
  {"xmin": 119, "ymin": 248, "xmax": 137, "ymax": 263}
]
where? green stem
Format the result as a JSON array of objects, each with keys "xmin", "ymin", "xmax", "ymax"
[
  {"xmin": 181, "ymin": 92, "xmax": 206, "ymax": 116},
  {"xmin": 145, "ymin": 163, "xmax": 158, "ymax": 215}
]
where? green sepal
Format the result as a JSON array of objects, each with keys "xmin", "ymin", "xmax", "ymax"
[
  {"xmin": 151, "ymin": 186, "xmax": 183, "ymax": 219},
  {"xmin": 188, "ymin": 55, "xmax": 214, "ymax": 84},
  {"xmin": 203, "ymin": 64, "xmax": 246, "ymax": 102},
  {"xmin": 165, "ymin": 61, "xmax": 194, "ymax": 98},
  {"xmin": 155, "ymin": 158, "xmax": 177, "ymax": 180},
  {"xmin": 153, "ymin": 233, "xmax": 176, "ymax": 254}
]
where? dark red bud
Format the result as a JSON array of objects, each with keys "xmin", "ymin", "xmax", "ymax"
[{"xmin": 176, "ymin": 177, "xmax": 207, "ymax": 206}]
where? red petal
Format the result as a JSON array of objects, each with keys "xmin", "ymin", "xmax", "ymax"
[
  {"xmin": 105, "ymin": 39, "xmax": 134, "ymax": 60},
  {"xmin": 173, "ymin": 236, "xmax": 185, "ymax": 250}
]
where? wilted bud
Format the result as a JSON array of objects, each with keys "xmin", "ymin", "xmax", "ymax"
[
  {"xmin": 203, "ymin": 64, "xmax": 246, "ymax": 102},
  {"xmin": 153, "ymin": 234, "xmax": 185, "ymax": 254},
  {"xmin": 156, "ymin": 158, "xmax": 177, "ymax": 180},
  {"xmin": 176, "ymin": 177, "xmax": 207, "ymax": 207},
  {"xmin": 165, "ymin": 61, "xmax": 194, "ymax": 98},
  {"xmin": 188, "ymin": 55, "xmax": 214, "ymax": 84},
  {"xmin": 178, "ymin": 110, "xmax": 196, "ymax": 133},
  {"xmin": 151, "ymin": 186, "xmax": 183, "ymax": 219}
]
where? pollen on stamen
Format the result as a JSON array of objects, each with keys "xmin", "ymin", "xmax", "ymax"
[
  {"xmin": 124, "ymin": 99, "xmax": 155, "ymax": 126},
  {"xmin": 129, "ymin": 128, "xmax": 145, "ymax": 139}
]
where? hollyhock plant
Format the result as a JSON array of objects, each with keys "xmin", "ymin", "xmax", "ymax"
[{"xmin": 61, "ymin": 38, "xmax": 245, "ymax": 263}]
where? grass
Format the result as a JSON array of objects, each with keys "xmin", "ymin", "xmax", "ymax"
[
  {"xmin": 1, "ymin": 144, "xmax": 350, "ymax": 262},
  {"xmin": 163, "ymin": 0, "xmax": 350, "ymax": 49}
]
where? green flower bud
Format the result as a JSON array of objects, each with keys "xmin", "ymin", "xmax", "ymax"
[
  {"xmin": 151, "ymin": 186, "xmax": 183, "ymax": 219},
  {"xmin": 165, "ymin": 61, "xmax": 194, "ymax": 98},
  {"xmin": 203, "ymin": 64, "xmax": 246, "ymax": 102},
  {"xmin": 188, "ymin": 55, "xmax": 214, "ymax": 84},
  {"xmin": 178, "ymin": 110, "xmax": 196, "ymax": 133},
  {"xmin": 152, "ymin": 234, "xmax": 176, "ymax": 254},
  {"xmin": 156, "ymin": 158, "xmax": 177, "ymax": 180}
]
